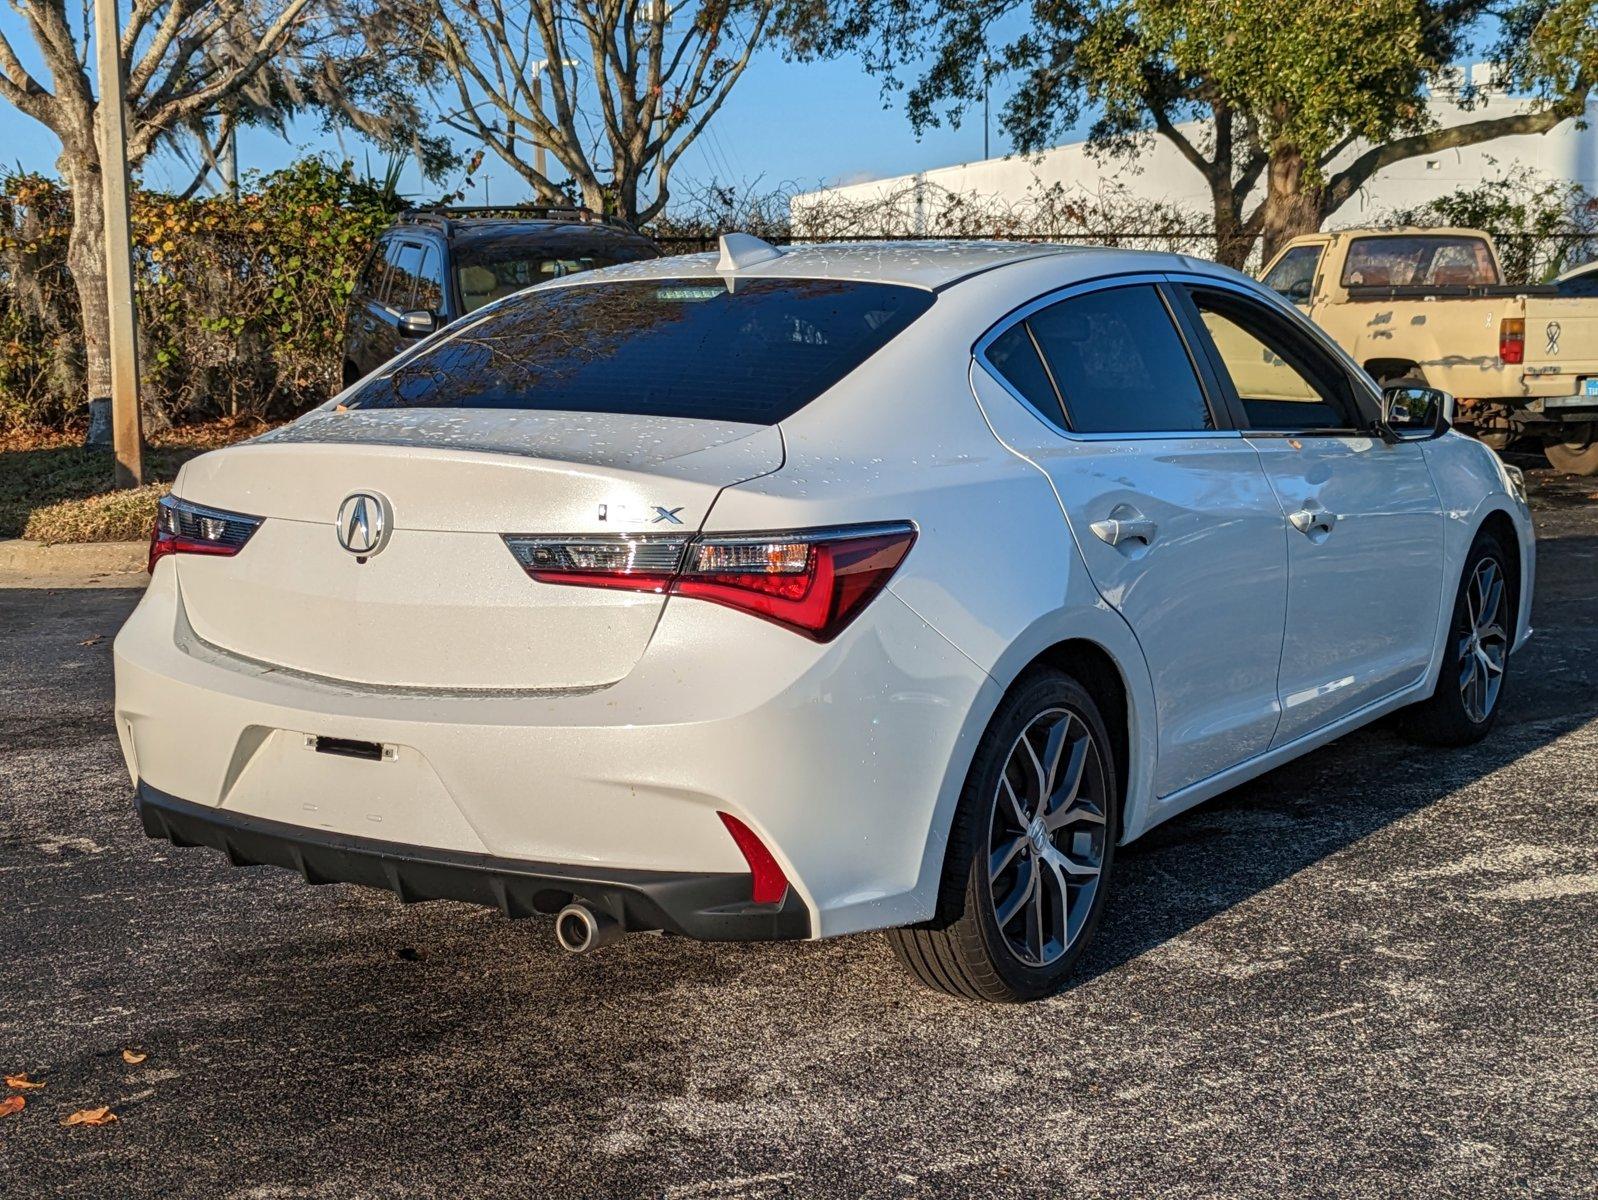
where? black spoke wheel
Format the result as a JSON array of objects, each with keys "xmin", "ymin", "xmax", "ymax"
[
  {"xmin": 888, "ymin": 669, "xmax": 1119, "ymax": 1002},
  {"xmin": 1401, "ymin": 529, "xmax": 1515, "ymax": 746},
  {"xmin": 986, "ymin": 709, "xmax": 1108, "ymax": 968}
]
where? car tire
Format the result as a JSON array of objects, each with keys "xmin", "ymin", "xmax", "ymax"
[
  {"xmin": 887, "ymin": 669, "xmax": 1119, "ymax": 1002},
  {"xmin": 1400, "ymin": 530, "xmax": 1514, "ymax": 747},
  {"xmin": 1543, "ymin": 425, "xmax": 1598, "ymax": 476}
]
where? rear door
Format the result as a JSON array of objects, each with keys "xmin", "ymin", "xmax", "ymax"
[
  {"xmin": 973, "ymin": 278, "xmax": 1289, "ymax": 797},
  {"xmin": 1175, "ymin": 280, "xmax": 1446, "ymax": 744}
]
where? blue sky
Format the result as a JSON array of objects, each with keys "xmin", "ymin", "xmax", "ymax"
[{"xmin": 0, "ymin": 24, "xmax": 1032, "ymax": 205}]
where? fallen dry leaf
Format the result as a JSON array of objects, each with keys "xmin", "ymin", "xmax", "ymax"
[
  {"xmin": 120, "ymin": 1049, "xmax": 147, "ymax": 1066},
  {"xmin": 78, "ymin": 635, "xmax": 105, "ymax": 647},
  {"xmin": 62, "ymin": 1106, "xmax": 117, "ymax": 1127},
  {"xmin": 0, "ymin": 1095, "xmax": 24, "ymax": 1117},
  {"xmin": 5, "ymin": 1072, "xmax": 44, "ymax": 1090}
]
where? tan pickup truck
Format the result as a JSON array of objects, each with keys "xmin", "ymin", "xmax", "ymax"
[{"xmin": 1260, "ymin": 227, "xmax": 1598, "ymax": 474}]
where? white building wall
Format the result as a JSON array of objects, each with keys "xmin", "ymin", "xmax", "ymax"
[{"xmin": 793, "ymin": 77, "xmax": 1598, "ymax": 234}]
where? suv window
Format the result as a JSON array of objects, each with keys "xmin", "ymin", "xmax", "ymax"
[
  {"xmin": 453, "ymin": 246, "xmax": 655, "ymax": 314},
  {"xmin": 384, "ymin": 241, "xmax": 427, "ymax": 311},
  {"xmin": 1341, "ymin": 235, "xmax": 1499, "ymax": 287},
  {"xmin": 1187, "ymin": 288, "xmax": 1360, "ymax": 431},
  {"xmin": 358, "ymin": 242, "xmax": 393, "ymax": 305},
  {"xmin": 414, "ymin": 245, "xmax": 444, "ymax": 313},
  {"xmin": 343, "ymin": 277, "xmax": 936, "ymax": 425},
  {"xmin": 1015, "ymin": 285, "xmax": 1213, "ymax": 434},
  {"xmin": 1262, "ymin": 245, "xmax": 1323, "ymax": 303}
]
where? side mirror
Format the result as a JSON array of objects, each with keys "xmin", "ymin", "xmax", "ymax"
[
  {"xmin": 398, "ymin": 309, "xmax": 437, "ymax": 338},
  {"xmin": 1379, "ymin": 385, "xmax": 1452, "ymax": 442}
]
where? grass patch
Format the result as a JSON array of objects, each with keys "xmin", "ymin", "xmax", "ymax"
[{"xmin": 1, "ymin": 418, "xmax": 272, "ymax": 543}]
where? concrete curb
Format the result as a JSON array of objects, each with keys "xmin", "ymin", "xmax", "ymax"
[{"xmin": 0, "ymin": 538, "xmax": 147, "ymax": 588}]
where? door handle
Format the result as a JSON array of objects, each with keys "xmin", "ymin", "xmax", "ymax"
[
  {"xmin": 1289, "ymin": 508, "xmax": 1339, "ymax": 539},
  {"xmin": 1090, "ymin": 515, "xmax": 1158, "ymax": 548}
]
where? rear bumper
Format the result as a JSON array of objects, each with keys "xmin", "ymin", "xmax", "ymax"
[
  {"xmin": 136, "ymin": 781, "xmax": 810, "ymax": 940},
  {"xmin": 114, "ymin": 561, "xmax": 998, "ymax": 937}
]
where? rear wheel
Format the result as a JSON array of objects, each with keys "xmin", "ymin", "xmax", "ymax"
[
  {"xmin": 1400, "ymin": 532, "xmax": 1513, "ymax": 746},
  {"xmin": 1544, "ymin": 425, "xmax": 1598, "ymax": 475},
  {"xmin": 888, "ymin": 669, "xmax": 1118, "ymax": 1002}
]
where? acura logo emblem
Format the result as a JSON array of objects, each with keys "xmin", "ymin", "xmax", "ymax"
[{"xmin": 336, "ymin": 492, "xmax": 388, "ymax": 556}]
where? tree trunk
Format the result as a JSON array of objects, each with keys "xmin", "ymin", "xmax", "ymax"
[
  {"xmin": 1210, "ymin": 187, "xmax": 1251, "ymax": 270},
  {"xmin": 1257, "ymin": 146, "xmax": 1326, "ymax": 264},
  {"xmin": 62, "ymin": 149, "xmax": 115, "ymax": 447}
]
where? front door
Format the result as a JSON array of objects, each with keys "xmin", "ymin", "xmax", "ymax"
[
  {"xmin": 1176, "ymin": 282, "xmax": 1446, "ymax": 744},
  {"xmin": 973, "ymin": 280, "xmax": 1289, "ymax": 797}
]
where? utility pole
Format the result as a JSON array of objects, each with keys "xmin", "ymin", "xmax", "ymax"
[
  {"xmin": 982, "ymin": 58, "xmax": 993, "ymax": 161},
  {"xmin": 93, "ymin": 0, "xmax": 143, "ymax": 487},
  {"xmin": 531, "ymin": 59, "xmax": 577, "ymax": 196}
]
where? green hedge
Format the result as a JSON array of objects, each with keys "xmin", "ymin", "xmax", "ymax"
[{"xmin": 0, "ymin": 159, "xmax": 398, "ymax": 433}]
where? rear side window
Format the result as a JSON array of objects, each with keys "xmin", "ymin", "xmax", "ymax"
[
  {"xmin": 343, "ymin": 278, "xmax": 936, "ymax": 424},
  {"xmin": 984, "ymin": 324, "xmax": 1062, "ymax": 422},
  {"xmin": 1341, "ymin": 236, "xmax": 1499, "ymax": 287},
  {"xmin": 1022, "ymin": 286, "xmax": 1213, "ymax": 434}
]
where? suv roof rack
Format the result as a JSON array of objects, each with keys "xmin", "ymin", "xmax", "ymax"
[{"xmin": 396, "ymin": 205, "xmax": 638, "ymax": 235}]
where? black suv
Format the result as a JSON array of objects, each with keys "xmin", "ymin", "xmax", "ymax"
[{"xmin": 342, "ymin": 206, "xmax": 661, "ymax": 385}]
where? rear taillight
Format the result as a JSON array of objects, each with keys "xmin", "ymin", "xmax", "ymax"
[
  {"xmin": 148, "ymin": 494, "xmax": 262, "ymax": 573},
  {"xmin": 1500, "ymin": 317, "xmax": 1525, "ymax": 365},
  {"xmin": 503, "ymin": 522, "xmax": 917, "ymax": 642}
]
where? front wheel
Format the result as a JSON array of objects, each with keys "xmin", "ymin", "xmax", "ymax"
[
  {"xmin": 888, "ymin": 669, "xmax": 1119, "ymax": 1002},
  {"xmin": 1544, "ymin": 425, "xmax": 1598, "ymax": 476},
  {"xmin": 1400, "ymin": 532, "xmax": 1514, "ymax": 746}
]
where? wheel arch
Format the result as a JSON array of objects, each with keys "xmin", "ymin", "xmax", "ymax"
[
  {"xmin": 1027, "ymin": 640, "xmax": 1132, "ymax": 842},
  {"xmin": 1475, "ymin": 507, "xmax": 1523, "ymax": 632}
]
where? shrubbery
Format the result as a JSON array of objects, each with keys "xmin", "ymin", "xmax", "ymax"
[{"xmin": 0, "ymin": 159, "xmax": 399, "ymax": 433}]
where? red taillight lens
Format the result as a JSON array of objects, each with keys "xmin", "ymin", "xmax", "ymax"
[
  {"xmin": 503, "ymin": 522, "xmax": 916, "ymax": 642},
  {"xmin": 718, "ymin": 812, "xmax": 790, "ymax": 905},
  {"xmin": 1500, "ymin": 317, "xmax": 1525, "ymax": 365},
  {"xmin": 148, "ymin": 494, "xmax": 262, "ymax": 573}
]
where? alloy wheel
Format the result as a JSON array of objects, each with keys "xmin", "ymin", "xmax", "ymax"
[
  {"xmin": 987, "ymin": 708, "xmax": 1108, "ymax": 968},
  {"xmin": 1458, "ymin": 557, "xmax": 1508, "ymax": 723}
]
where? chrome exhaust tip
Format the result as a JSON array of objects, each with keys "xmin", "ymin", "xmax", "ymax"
[{"xmin": 554, "ymin": 903, "xmax": 622, "ymax": 954}]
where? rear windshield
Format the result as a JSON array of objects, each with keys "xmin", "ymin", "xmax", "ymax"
[
  {"xmin": 1341, "ymin": 236, "xmax": 1500, "ymax": 288},
  {"xmin": 344, "ymin": 277, "xmax": 936, "ymax": 424}
]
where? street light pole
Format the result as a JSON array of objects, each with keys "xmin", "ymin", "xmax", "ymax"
[
  {"xmin": 92, "ymin": 0, "xmax": 143, "ymax": 487},
  {"xmin": 530, "ymin": 59, "xmax": 577, "ymax": 196}
]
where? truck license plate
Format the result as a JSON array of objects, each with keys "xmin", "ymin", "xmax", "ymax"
[{"xmin": 1585, "ymin": 378, "xmax": 1598, "ymax": 398}]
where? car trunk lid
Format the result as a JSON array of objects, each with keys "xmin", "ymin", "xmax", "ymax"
[{"xmin": 169, "ymin": 409, "xmax": 783, "ymax": 690}]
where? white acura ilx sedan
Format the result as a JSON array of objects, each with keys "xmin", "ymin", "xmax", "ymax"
[{"xmin": 114, "ymin": 236, "xmax": 1533, "ymax": 1001}]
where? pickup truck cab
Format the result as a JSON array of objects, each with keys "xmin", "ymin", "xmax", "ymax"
[{"xmin": 1262, "ymin": 228, "xmax": 1598, "ymax": 474}]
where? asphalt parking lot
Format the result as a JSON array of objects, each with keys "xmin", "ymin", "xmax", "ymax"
[{"xmin": 2, "ymin": 456, "xmax": 1595, "ymax": 1199}]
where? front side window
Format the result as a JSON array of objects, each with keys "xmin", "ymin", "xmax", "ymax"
[
  {"xmin": 1341, "ymin": 235, "xmax": 1499, "ymax": 288},
  {"xmin": 343, "ymin": 277, "xmax": 936, "ymax": 425},
  {"xmin": 1262, "ymin": 244, "xmax": 1324, "ymax": 303},
  {"xmin": 1022, "ymin": 285, "xmax": 1213, "ymax": 434},
  {"xmin": 414, "ymin": 245, "xmax": 444, "ymax": 313},
  {"xmin": 384, "ymin": 241, "xmax": 426, "ymax": 311},
  {"xmin": 1188, "ymin": 289, "xmax": 1360, "ymax": 432}
]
